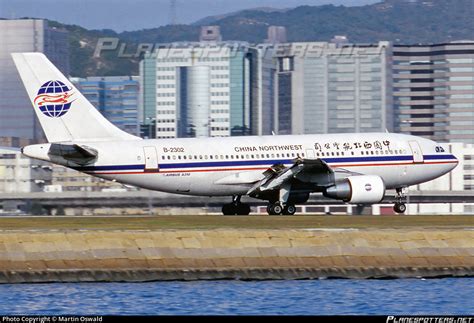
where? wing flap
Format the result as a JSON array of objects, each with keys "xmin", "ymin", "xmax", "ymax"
[{"xmin": 248, "ymin": 158, "xmax": 334, "ymax": 194}]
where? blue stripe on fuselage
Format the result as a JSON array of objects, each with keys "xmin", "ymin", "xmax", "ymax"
[{"xmin": 73, "ymin": 154, "xmax": 457, "ymax": 172}]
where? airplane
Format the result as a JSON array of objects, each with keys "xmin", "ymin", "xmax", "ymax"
[{"xmin": 12, "ymin": 53, "xmax": 458, "ymax": 215}]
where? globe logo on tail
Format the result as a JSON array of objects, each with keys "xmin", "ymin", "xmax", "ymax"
[{"xmin": 34, "ymin": 80, "xmax": 75, "ymax": 118}]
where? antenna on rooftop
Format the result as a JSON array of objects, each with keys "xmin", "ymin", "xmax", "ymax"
[{"xmin": 169, "ymin": 0, "xmax": 177, "ymax": 25}]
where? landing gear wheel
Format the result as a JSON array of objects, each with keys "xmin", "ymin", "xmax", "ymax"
[
  {"xmin": 283, "ymin": 204, "xmax": 296, "ymax": 215},
  {"xmin": 273, "ymin": 204, "xmax": 283, "ymax": 215},
  {"xmin": 267, "ymin": 203, "xmax": 283, "ymax": 215},
  {"xmin": 222, "ymin": 204, "xmax": 235, "ymax": 215},
  {"xmin": 393, "ymin": 202, "xmax": 406, "ymax": 214},
  {"xmin": 236, "ymin": 203, "xmax": 251, "ymax": 215},
  {"xmin": 222, "ymin": 202, "xmax": 250, "ymax": 215},
  {"xmin": 393, "ymin": 187, "xmax": 407, "ymax": 214}
]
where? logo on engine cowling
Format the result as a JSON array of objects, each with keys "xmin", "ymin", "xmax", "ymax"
[{"xmin": 365, "ymin": 183, "xmax": 372, "ymax": 191}]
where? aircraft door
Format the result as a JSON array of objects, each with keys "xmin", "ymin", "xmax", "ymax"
[
  {"xmin": 408, "ymin": 141, "xmax": 424, "ymax": 164},
  {"xmin": 143, "ymin": 146, "xmax": 159, "ymax": 172}
]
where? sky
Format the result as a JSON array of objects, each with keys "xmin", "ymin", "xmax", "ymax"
[{"xmin": 0, "ymin": 0, "xmax": 379, "ymax": 32}]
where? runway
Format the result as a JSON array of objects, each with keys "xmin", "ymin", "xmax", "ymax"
[{"xmin": 0, "ymin": 214, "xmax": 472, "ymax": 230}]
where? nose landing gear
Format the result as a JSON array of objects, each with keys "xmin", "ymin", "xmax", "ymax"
[{"xmin": 393, "ymin": 188, "xmax": 407, "ymax": 214}]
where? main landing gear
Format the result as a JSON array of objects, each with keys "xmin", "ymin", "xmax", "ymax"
[
  {"xmin": 393, "ymin": 188, "xmax": 407, "ymax": 214},
  {"xmin": 222, "ymin": 195, "xmax": 251, "ymax": 215},
  {"xmin": 266, "ymin": 183, "xmax": 296, "ymax": 215},
  {"xmin": 267, "ymin": 202, "xmax": 296, "ymax": 215}
]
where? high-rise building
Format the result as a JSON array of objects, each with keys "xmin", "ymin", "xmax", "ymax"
[
  {"xmin": 0, "ymin": 19, "xmax": 69, "ymax": 142},
  {"xmin": 199, "ymin": 26, "xmax": 222, "ymax": 42},
  {"xmin": 139, "ymin": 42, "xmax": 275, "ymax": 138},
  {"xmin": 72, "ymin": 76, "xmax": 140, "ymax": 136},
  {"xmin": 393, "ymin": 41, "xmax": 474, "ymax": 144},
  {"xmin": 274, "ymin": 41, "xmax": 393, "ymax": 135},
  {"xmin": 266, "ymin": 26, "xmax": 287, "ymax": 44},
  {"xmin": 250, "ymin": 44, "xmax": 276, "ymax": 136},
  {"xmin": 0, "ymin": 147, "xmax": 52, "ymax": 193}
]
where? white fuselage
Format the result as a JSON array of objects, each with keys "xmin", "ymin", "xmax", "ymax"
[{"xmin": 24, "ymin": 133, "xmax": 458, "ymax": 197}]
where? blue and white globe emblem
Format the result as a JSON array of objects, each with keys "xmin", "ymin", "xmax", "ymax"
[{"xmin": 34, "ymin": 80, "xmax": 74, "ymax": 118}]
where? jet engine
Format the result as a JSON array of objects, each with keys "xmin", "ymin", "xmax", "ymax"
[{"xmin": 323, "ymin": 175, "xmax": 385, "ymax": 204}]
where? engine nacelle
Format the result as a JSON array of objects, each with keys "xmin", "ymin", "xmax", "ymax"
[
  {"xmin": 323, "ymin": 175, "xmax": 385, "ymax": 204},
  {"xmin": 287, "ymin": 192, "xmax": 310, "ymax": 204}
]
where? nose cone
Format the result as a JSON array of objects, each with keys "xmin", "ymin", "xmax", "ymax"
[{"xmin": 449, "ymin": 154, "xmax": 459, "ymax": 171}]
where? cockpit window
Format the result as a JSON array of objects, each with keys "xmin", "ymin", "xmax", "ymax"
[{"xmin": 435, "ymin": 146, "xmax": 445, "ymax": 153}]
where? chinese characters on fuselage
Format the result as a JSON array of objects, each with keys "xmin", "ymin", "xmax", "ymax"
[{"xmin": 314, "ymin": 140, "xmax": 391, "ymax": 151}]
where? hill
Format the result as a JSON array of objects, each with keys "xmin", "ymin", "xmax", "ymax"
[{"xmin": 45, "ymin": 0, "xmax": 474, "ymax": 77}]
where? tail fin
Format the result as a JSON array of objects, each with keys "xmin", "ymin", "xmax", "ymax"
[{"xmin": 11, "ymin": 53, "xmax": 141, "ymax": 143}]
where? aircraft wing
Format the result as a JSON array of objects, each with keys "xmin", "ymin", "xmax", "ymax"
[{"xmin": 246, "ymin": 158, "xmax": 335, "ymax": 195}]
